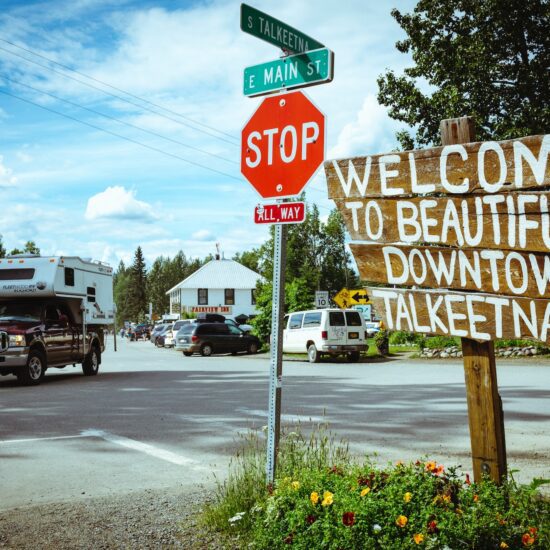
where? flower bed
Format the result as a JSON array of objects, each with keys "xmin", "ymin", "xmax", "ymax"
[{"xmin": 420, "ymin": 345, "xmax": 546, "ymax": 358}]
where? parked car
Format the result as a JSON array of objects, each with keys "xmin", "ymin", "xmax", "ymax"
[
  {"xmin": 365, "ymin": 321, "xmax": 381, "ymax": 338},
  {"xmin": 130, "ymin": 323, "xmax": 151, "ymax": 340},
  {"xmin": 283, "ymin": 308, "xmax": 367, "ymax": 363},
  {"xmin": 150, "ymin": 323, "xmax": 166, "ymax": 343},
  {"xmin": 224, "ymin": 317, "xmax": 253, "ymax": 333},
  {"xmin": 195, "ymin": 313, "xmax": 253, "ymax": 333},
  {"xmin": 175, "ymin": 322, "xmax": 260, "ymax": 357},
  {"xmin": 163, "ymin": 319, "xmax": 193, "ymax": 347},
  {"xmin": 153, "ymin": 323, "xmax": 173, "ymax": 347}
]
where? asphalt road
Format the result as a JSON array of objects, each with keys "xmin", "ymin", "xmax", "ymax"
[{"xmin": 1, "ymin": 337, "xmax": 549, "ymax": 511}]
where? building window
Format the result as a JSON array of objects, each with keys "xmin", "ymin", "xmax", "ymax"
[
  {"xmin": 198, "ymin": 288, "xmax": 208, "ymax": 305},
  {"xmin": 64, "ymin": 267, "xmax": 74, "ymax": 287},
  {"xmin": 225, "ymin": 288, "xmax": 235, "ymax": 305},
  {"xmin": 251, "ymin": 289, "xmax": 256, "ymax": 305}
]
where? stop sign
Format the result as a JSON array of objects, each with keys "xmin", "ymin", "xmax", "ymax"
[{"xmin": 241, "ymin": 91, "xmax": 325, "ymax": 199}]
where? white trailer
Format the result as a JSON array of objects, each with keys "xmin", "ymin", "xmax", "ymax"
[{"xmin": 0, "ymin": 255, "xmax": 114, "ymax": 324}]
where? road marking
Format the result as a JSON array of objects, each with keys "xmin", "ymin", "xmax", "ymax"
[
  {"xmin": 0, "ymin": 434, "xmax": 89, "ymax": 445},
  {"xmin": 81, "ymin": 429, "xmax": 199, "ymax": 466}
]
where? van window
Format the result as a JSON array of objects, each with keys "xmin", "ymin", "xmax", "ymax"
[
  {"xmin": 303, "ymin": 312, "xmax": 321, "ymax": 327},
  {"xmin": 329, "ymin": 311, "xmax": 345, "ymax": 326},
  {"xmin": 345, "ymin": 311, "xmax": 363, "ymax": 326},
  {"xmin": 283, "ymin": 314, "xmax": 289, "ymax": 328},
  {"xmin": 289, "ymin": 313, "xmax": 304, "ymax": 329},
  {"xmin": 0, "ymin": 268, "xmax": 35, "ymax": 280}
]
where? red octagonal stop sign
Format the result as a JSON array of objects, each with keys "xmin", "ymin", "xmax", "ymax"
[{"xmin": 241, "ymin": 91, "xmax": 325, "ymax": 199}]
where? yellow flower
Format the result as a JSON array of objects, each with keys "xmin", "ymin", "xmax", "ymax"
[
  {"xmin": 360, "ymin": 487, "xmax": 371, "ymax": 497},
  {"xmin": 291, "ymin": 481, "xmax": 300, "ymax": 490},
  {"xmin": 310, "ymin": 491, "xmax": 319, "ymax": 505},
  {"xmin": 413, "ymin": 533, "xmax": 425, "ymax": 544},
  {"xmin": 442, "ymin": 494, "xmax": 451, "ymax": 504},
  {"xmin": 404, "ymin": 492, "xmax": 412, "ymax": 503},
  {"xmin": 283, "ymin": 476, "xmax": 291, "ymax": 484},
  {"xmin": 321, "ymin": 491, "xmax": 334, "ymax": 507},
  {"xmin": 500, "ymin": 543, "xmax": 509, "ymax": 549},
  {"xmin": 396, "ymin": 515, "xmax": 408, "ymax": 528}
]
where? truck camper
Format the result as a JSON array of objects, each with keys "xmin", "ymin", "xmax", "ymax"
[{"xmin": 0, "ymin": 255, "xmax": 114, "ymax": 385}]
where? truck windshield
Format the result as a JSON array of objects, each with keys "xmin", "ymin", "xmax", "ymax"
[{"xmin": 0, "ymin": 302, "xmax": 43, "ymax": 322}]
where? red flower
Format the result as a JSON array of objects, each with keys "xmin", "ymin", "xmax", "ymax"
[
  {"xmin": 427, "ymin": 520, "xmax": 439, "ymax": 534},
  {"xmin": 465, "ymin": 473, "xmax": 471, "ymax": 485},
  {"xmin": 329, "ymin": 465, "xmax": 344, "ymax": 476},
  {"xmin": 306, "ymin": 515, "xmax": 317, "ymax": 525},
  {"xmin": 267, "ymin": 483, "xmax": 274, "ymax": 495},
  {"xmin": 342, "ymin": 512, "xmax": 356, "ymax": 527}
]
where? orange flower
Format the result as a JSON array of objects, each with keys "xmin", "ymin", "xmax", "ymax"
[
  {"xmin": 396, "ymin": 515, "xmax": 408, "ymax": 528},
  {"xmin": 310, "ymin": 492, "xmax": 319, "ymax": 505},
  {"xmin": 473, "ymin": 494, "xmax": 479, "ymax": 503},
  {"xmin": 522, "ymin": 532, "xmax": 535, "ymax": 546},
  {"xmin": 404, "ymin": 492, "xmax": 412, "ymax": 503},
  {"xmin": 360, "ymin": 487, "xmax": 371, "ymax": 497},
  {"xmin": 442, "ymin": 494, "xmax": 451, "ymax": 504},
  {"xmin": 424, "ymin": 461, "xmax": 436, "ymax": 472},
  {"xmin": 413, "ymin": 533, "xmax": 425, "ymax": 544}
]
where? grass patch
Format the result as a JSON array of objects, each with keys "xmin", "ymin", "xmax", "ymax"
[{"xmin": 202, "ymin": 427, "xmax": 549, "ymax": 549}]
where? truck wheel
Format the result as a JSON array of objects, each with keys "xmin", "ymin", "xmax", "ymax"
[
  {"xmin": 17, "ymin": 349, "xmax": 46, "ymax": 385},
  {"xmin": 307, "ymin": 344, "xmax": 320, "ymax": 363},
  {"xmin": 200, "ymin": 343, "xmax": 213, "ymax": 357},
  {"xmin": 347, "ymin": 351, "xmax": 360, "ymax": 362},
  {"xmin": 82, "ymin": 345, "xmax": 100, "ymax": 376}
]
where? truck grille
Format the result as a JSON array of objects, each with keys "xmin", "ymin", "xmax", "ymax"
[{"xmin": 0, "ymin": 331, "xmax": 8, "ymax": 353}]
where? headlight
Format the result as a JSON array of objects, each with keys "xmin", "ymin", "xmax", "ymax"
[{"xmin": 9, "ymin": 334, "xmax": 25, "ymax": 347}]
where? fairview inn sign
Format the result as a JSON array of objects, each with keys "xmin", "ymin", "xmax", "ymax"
[{"xmin": 327, "ymin": 133, "xmax": 550, "ymax": 344}]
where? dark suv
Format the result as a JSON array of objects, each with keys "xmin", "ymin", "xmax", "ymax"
[{"xmin": 176, "ymin": 322, "xmax": 260, "ymax": 357}]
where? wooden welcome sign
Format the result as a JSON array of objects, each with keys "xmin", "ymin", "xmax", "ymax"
[
  {"xmin": 326, "ymin": 132, "xmax": 550, "ymax": 343},
  {"xmin": 326, "ymin": 117, "xmax": 549, "ymax": 482}
]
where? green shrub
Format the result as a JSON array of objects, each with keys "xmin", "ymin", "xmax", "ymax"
[
  {"xmin": 420, "ymin": 336, "xmax": 460, "ymax": 350},
  {"xmin": 389, "ymin": 331, "xmax": 424, "ymax": 346},
  {"xmin": 495, "ymin": 339, "xmax": 549, "ymax": 353},
  {"xmin": 202, "ymin": 429, "xmax": 549, "ymax": 549},
  {"xmin": 374, "ymin": 329, "xmax": 389, "ymax": 355}
]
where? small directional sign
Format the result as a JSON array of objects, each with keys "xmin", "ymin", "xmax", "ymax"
[
  {"xmin": 350, "ymin": 290, "xmax": 369, "ymax": 305},
  {"xmin": 244, "ymin": 48, "xmax": 334, "ymax": 97},
  {"xmin": 240, "ymin": 3, "xmax": 323, "ymax": 54}
]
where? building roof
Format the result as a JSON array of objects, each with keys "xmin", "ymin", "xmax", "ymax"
[{"xmin": 166, "ymin": 258, "xmax": 261, "ymax": 294}]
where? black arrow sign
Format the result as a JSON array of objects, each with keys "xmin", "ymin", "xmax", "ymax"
[{"xmin": 351, "ymin": 292, "xmax": 368, "ymax": 302}]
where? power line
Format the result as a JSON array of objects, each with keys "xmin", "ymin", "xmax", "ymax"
[
  {"xmin": 0, "ymin": 88, "xmax": 242, "ymax": 181},
  {"xmin": 0, "ymin": 43, "xmax": 240, "ymax": 147},
  {"xmin": 1, "ymin": 74, "xmax": 238, "ymax": 165}
]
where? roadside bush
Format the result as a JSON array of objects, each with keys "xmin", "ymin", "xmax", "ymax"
[
  {"xmin": 420, "ymin": 336, "xmax": 460, "ymax": 350},
  {"xmin": 374, "ymin": 329, "xmax": 389, "ymax": 355},
  {"xmin": 389, "ymin": 331, "xmax": 424, "ymax": 346},
  {"xmin": 201, "ymin": 428, "xmax": 549, "ymax": 549},
  {"xmin": 495, "ymin": 339, "xmax": 549, "ymax": 353}
]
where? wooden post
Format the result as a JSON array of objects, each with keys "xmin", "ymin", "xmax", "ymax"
[{"xmin": 440, "ymin": 117, "xmax": 507, "ymax": 483}]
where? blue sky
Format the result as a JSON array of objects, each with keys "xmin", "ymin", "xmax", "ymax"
[{"xmin": 0, "ymin": 0, "xmax": 416, "ymax": 267}]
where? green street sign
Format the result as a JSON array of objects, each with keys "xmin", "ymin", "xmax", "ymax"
[
  {"xmin": 240, "ymin": 3, "xmax": 324, "ymax": 54},
  {"xmin": 244, "ymin": 48, "xmax": 334, "ymax": 97}
]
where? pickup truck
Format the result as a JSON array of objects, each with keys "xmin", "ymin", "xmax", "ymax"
[{"xmin": 0, "ymin": 299, "xmax": 105, "ymax": 385}]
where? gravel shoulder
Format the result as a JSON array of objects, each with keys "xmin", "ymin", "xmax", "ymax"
[{"xmin": 0, "ymin": 488, "xmax": 238, "ymax": 550}]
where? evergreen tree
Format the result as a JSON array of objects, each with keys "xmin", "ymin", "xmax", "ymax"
[
  {"xmin": 126, "ymin": 247, "xmax": 148, "ymax": 321},
  {"xmin": 0, "ymin": 235, "xmax": 5, "ymax": 258},
  {"xmin": 113, "ymin": 260, "xmax": 131, "ymax": 325},
  {"xmin": 377, "ymin": 0, "xmax": 550, "ymax": 149}
]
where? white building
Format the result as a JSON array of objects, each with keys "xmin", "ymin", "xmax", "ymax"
[{"xmin": 166, "ymin": 257, "xmax": 261, "ymax": 318}]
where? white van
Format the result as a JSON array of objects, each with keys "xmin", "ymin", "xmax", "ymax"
[{"xmin": 283, "ymin": 308, "xmax": 367, "ymax": 363}]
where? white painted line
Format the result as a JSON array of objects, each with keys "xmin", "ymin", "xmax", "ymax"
[
  {"xmin": 81, "ymin": 429, "xmax": 199, "ymax": 467},
  {"xmin": 0, "ymin": 434, "xmax": 88, "ymax": 445}
]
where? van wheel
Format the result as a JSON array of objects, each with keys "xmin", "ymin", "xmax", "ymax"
[
  {"xmin": 200, "ymin": 343, "xmax": 213, "ymax": 357},
  {"xmin": 183, "ymin": 352, "xmax": 193, "ymax": 357},
  {"xmin": 17, "ymin": 349, "xmax": 46, "ymax": 385},
  {"xmin": 347, "ymin": 351, "xmax": 360, "ymax": 363},
  {"xmin": 82, "ymin": 345, "xmax": 100, "ymax": 376},
  {"xmin": 247, "ymin": 342, "xmax": 258, "ymax": 354},
  {"xmin": 307, "ymin": 344, "xmax": 320, "ymax": 363}
]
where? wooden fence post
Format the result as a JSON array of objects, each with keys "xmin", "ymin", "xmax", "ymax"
[{"xmin": 440, "ymin": 117, "xmax": 507, "ymax": 483}]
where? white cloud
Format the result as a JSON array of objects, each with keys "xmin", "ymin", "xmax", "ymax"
[
  {"xmin": 16, "ymin": 150, "xmax": 33, "ymax": 163},
  {"xmin": 328, "ymin": 95, "xmax": 401, "ymax": 160},
  {"xmin": 85, "ymin": 185, "xmax": 158, "ymax": 222},
  {"xmin": 191, "ymin": 229, "xmax": 214, "ymax": 242},
  {"xmin": 0, "ymin": 156, "xmax": 18, "ymax": 188}
]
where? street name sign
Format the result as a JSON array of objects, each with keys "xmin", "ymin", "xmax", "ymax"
[
  {"xmin": 254, "ymin": 202, "xmax": 306, "ymax": 224},
  {"xmin": 244, "ymin": 48, "xmax": 334, "ymax": 97},
  {"xmin": 240, "ymin": 3, "xmax": 323, "ymax": 54},
  {"xmin": 241, "ymin": 90, "xmax": 326, "ymax": 199}
]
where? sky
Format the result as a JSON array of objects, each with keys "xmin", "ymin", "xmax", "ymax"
[{"xmin": 0, "ymin": 0, "xmax": 417, "ymax": 268}]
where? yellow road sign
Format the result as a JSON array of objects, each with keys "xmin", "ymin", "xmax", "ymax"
[{"xmin": 333, "ymin": 288, "xmax": 369, "ymax": 309}]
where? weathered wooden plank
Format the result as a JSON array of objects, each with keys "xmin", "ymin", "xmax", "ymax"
[
  {"xmin": 351, "ymin": 243, "xmax": 550, "ymax": 299},
  {"xmin": 335, "ymin": 192, "xmax": 550, "ymax": 253},
  {"xmin": 325, "ymin": 134, "xmax": 549, "ymax": 199},
  {"xmin": 462, "ymin": 339, "xmax": 507, "ymax": 483},
  {"xmin": 367, "ymin": 287, "xmax": 550, "ymax": 344}
]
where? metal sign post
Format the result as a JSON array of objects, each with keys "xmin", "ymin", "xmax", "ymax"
[{"xmin": 266, "ymin": 220, "xmax": 287, "ymax": 484}]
